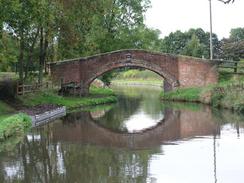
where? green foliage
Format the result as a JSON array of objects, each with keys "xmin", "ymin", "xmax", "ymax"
[
  {"xmin": 162, "ymin": 88, "xmax": 202, "ymax": 102},
  {"xmin": 218, "ymin": 72, "xmax": 233, "ymax": 83},
  {"xmin": 230, "ymin": 27, "xmax": 244, "ymax": 41},
  {"xmin": 1, "ymin": 0, "xmax": 162, "ymax": 84},
  {"xmin": 161, "ymin": 28, "xmax": 219, "ymax": 59},
  {"xmin": 112, "ymin": 69, "xmax": 163, "ymax": 86},
  {"xmin": 0, "ymin": 113, "xmax": 31, "ymax": 141},
  {"xmin": 0, "ymin": 32, "xmax": 18, "ymax": 71},
  {"xmin": 210, "ymin": 81, "xmax": 244, "ymax": 112},
  {"xmin": 115, "ymin": 69, "xmax": 162, "ymax": 80},
  {"xmin": 57, "ymin": 0, "xmax": 154, "ymax": 59},
  {"xmin": 89, "ymin": 86, "xmax": 115, "ymax": 96},
  {"xmin": 220, "ymin": 39, "xmax": 244, "ymax": 60},
  {"xmin": 220, "ymin": 27, "xmax": 244, "ymax": 60},
  {"xmin": 181, "ymin": 34, "xmax": 205, "ymax": 57}
]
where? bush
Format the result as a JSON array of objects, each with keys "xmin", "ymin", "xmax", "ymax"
[{"xmin": 0, "ymin": 113, "xmax": 31, "ymax": 141}]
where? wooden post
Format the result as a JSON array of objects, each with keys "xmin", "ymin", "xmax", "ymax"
[
  {"xmin": 234, "ymin": 62, "xmax": 238, "ymax": 73},
  {"xmin": 22, "ymin": 84, "xmax": 25, "ymax": 95}
]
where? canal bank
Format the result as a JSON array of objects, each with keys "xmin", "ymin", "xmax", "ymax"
[
  {"xmin": 0, "ymin": 86, "xmax": 117, "ymax": 150},
  {"xmin": 162, "ymin": 74, "xmax": 244, "ymax": 113}
]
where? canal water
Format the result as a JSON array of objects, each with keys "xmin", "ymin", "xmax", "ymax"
[{"xmin": 0, "ymin": 86, "xmax": 244, "ymax": 183}]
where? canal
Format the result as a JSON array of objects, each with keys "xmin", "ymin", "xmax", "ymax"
[{"xmin": 0, "ymin": 85, "xmax": 244, "ymax": 183}]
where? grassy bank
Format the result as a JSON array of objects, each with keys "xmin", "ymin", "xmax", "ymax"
[
  {"xmin": 162, "ymin": 74, "xmax": 244, "ymax": 113},
  {"xmin": 18, "ymin": 87, "xmax": 117, "ymax": 111},
  {"xmin": 0, "ymin": 113, "xmax": 32, "ymax": 152},
  {"xmin": 0, "ymin": 113, "xmax": 31, "ymax": 141},
  {"xmin": 0, "ymin": 87, "xmax": 116, "ymax": 151}
]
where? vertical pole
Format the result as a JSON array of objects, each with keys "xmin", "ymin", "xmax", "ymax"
[
  {"xmin": 213, "ymin": 133, "xmax": 217, "ymax": 183},
  {"xmin": 209, "ymin": 0, "xmax": 213, "ymax": 60}
]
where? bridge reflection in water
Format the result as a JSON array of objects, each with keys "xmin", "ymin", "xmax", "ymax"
[
  {"xmin": 1, "ymin": 107, "xmax": 244, "ymax": 183},
  {"xmin": 52, "ymin": 107, "xmax": 220, "ymax": 149}
]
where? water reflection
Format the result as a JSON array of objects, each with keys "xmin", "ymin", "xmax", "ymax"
[
  {"xmin": 0, "ymin": 86, "xmax": 244, "ymax": 183},
  {"xmin": 52, "ymin": 107, "xmax": 220, "ymax": 149},
  {"xmin": 93, "ymin": 86, "xmax": 165, "ymax": 133}
]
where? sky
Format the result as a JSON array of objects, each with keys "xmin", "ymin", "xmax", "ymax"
[{"xmin": 145, "ymin": 0, "xmax": 244, "ymax": 39}]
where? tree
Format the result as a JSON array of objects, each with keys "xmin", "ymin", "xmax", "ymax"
[
  {"xmin": 218, "ymin": 0, "xmax": 235, "ymax": 4},
  {"xmin": 2, "ymin": 0, "xmax": 61, "ymax": 83},
  {"xmin": 161, "ymin": 30, "xmax": 188, "ymax": 55},
  {"xmin": 220, "ymin": 39, "xmax": 244, "ymax": 60},
  {"xmin": 3, "ymin": 0, "xmax": 38, "ymax": 83},
  {"xmin": 161, "ymin": 28, "xmax": 220, "ymax": 59},
  {"xmin": 230, "ymin": 27, "xmax": 244, "ymax": 41},
  {"xmin": 220, "ymin": 27, "xmax": 244, "ymax": 60},
  {"xmin": 1, "ymin": 0, "xmax": 162, "ymax": 85},
  {"xmin": 0, "ymin": 31, "xmax": 19, "ymax": 71},
  {"xmin": 182, "ymin": 34, "xmax": 205, "ymax": 57}
]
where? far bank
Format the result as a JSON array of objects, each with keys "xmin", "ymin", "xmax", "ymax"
[{"xmin": 161, "ymin": 73, "xmax": 244, "ymax": 113}]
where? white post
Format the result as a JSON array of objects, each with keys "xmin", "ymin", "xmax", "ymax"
[{"xmin": 209, "ymin": 0, "xmax": 213, "ymax": 60}]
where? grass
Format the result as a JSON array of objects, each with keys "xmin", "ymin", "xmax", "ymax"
[
  {"xmin": 89, "ymin": 86, "xmax": 115, "ymax": 96},
  {"xmin": 18, "ymin": 87, "xmax": 117, "ymax": 111},
  {"xmin": 162, "ymin": 87, "xmax": 202, "ymax": 102},
  {"xmin": 161, "ymin": 74, "xmax": 244, "ymax": 113},
  {"xmin": 0, "ymin": 113, "xmax": 31, "ymax": 141},
  {"xmin": 0, "ymin": 113, "xmax": 32, "ymax": 152}
]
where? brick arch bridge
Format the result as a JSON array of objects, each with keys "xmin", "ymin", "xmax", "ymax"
[{"xmin": 49, "ymin": 49, "xmax": 218, "ymax": 95}]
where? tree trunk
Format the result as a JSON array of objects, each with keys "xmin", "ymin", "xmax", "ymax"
[
  {"xmin": 19, "ymin": 33, "xmax": 24, "ymax": 84},
  {"xmin": 25, "ymin": 29, "xmax": 39, "ymax": 80},
  {"xmin": 43, "ymin": 29, "xmax": 49, "ymax": 74},
  {"xmin": 0, "ymin": 22, "xmax": 3, "ymax": 39},
  {"xmin": 38, "ymin": 27, "xmax": 44, "ymax": 84},
  {"xmin": 38, "ymin": 27, "xmax": 49, "ymax": 84}
]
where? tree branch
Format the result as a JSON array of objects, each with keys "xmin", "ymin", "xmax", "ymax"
[{"xmin": 217, "ymin": 0, "xmax": 235, "ymax": 4}]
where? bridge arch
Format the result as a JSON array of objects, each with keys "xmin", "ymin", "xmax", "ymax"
[
  {"xmin": 49, "ymin": 49, "xmax": 218, "ymax": 95},
  {"xmin": 85, "ymin": 58, "xmax": 180, "ymax": 92}
]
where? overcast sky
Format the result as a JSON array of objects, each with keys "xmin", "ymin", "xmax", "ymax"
[{"xmin": 145, "ymin": 0, "xmax": 244, "ymax": 39}]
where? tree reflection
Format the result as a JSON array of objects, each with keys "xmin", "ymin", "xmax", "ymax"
[{"xmin": 0, "ymin": 126, "xmax": 160, "ymax": 183}]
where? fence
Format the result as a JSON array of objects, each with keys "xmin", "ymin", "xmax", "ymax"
[
  {"xmin": 214, "ymin": 60, "xmax": 244, "ymax": 74},
  {"xmin": 17, "ymin": 82, "xmax": 53, "ymax": 95}
]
